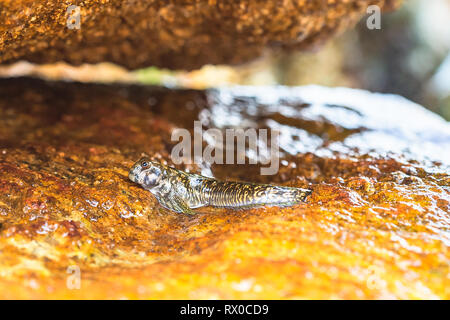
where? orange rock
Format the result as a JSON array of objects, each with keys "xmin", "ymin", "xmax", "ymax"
[
  {"xmin": 0, "ymin": 0, "xmax": 402, "ymax": 70},
  {"xmin": 0, "ymin": 77, "xmax": 448, "ymax": 299}
]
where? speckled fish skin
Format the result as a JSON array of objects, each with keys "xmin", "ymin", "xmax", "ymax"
[{"xmin": 129, "ymin": 157, "xmax": 312, "ymax": 214}]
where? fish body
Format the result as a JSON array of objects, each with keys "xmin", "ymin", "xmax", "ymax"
[{"xmin": 129, "ymin": 157, "xmax": 311, "ymax": 214}]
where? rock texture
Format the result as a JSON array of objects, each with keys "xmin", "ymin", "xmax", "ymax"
[
  {"xmin": 0, "ymin": 0, "xmax": 400, "ymax": 70},
  {"xmin": 0, "ymin": 77, "xmax": 449, "ymax": 299}
]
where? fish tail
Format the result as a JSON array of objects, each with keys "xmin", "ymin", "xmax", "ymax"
[
  {"xmin": 265, "ymin": 186, "xmax": 312, "ymax": 206},
  {"xmin": 293, "ymin": 187, "xmax": 312, "ymax": 203}
]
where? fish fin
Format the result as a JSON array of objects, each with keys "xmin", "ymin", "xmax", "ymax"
[{"xmin": 172, "ymin": 194, "xmax": 197, "ymax": 215}]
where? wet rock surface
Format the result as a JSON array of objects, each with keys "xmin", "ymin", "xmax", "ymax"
[
  {"xmin": 0, "ymin": 77, "xmax": 449, "ymax": 299},
  {"xmin": 0, "ymin": 0, "xmax": 400, "ymax": 70}
]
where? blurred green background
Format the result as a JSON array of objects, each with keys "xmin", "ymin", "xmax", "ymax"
[{"xmin": 136, "ymin": 0, "xmax": 450, "ymax": 120}]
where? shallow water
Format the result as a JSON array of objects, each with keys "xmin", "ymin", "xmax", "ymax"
[{"xmin": 0, "ymin": 78, "xmax": 448, "ymax": 299}]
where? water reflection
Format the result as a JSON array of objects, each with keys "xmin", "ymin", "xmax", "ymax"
[{"xmin": 197, "ymin": 86, "xmax": 450, "ymax": 167}]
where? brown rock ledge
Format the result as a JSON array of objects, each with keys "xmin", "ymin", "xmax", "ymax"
[
  {"xmin": 0, "ymin": 0, "xmax": 401, "ymax": 70},
  {"xmin": 0, "ymin": 77, "xmax": 449, "ymax": 299}
]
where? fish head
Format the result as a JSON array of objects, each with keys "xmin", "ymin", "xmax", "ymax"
[{"xmin": 129, "ymin": 157, "xmax": 163, "ymax": 189}]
